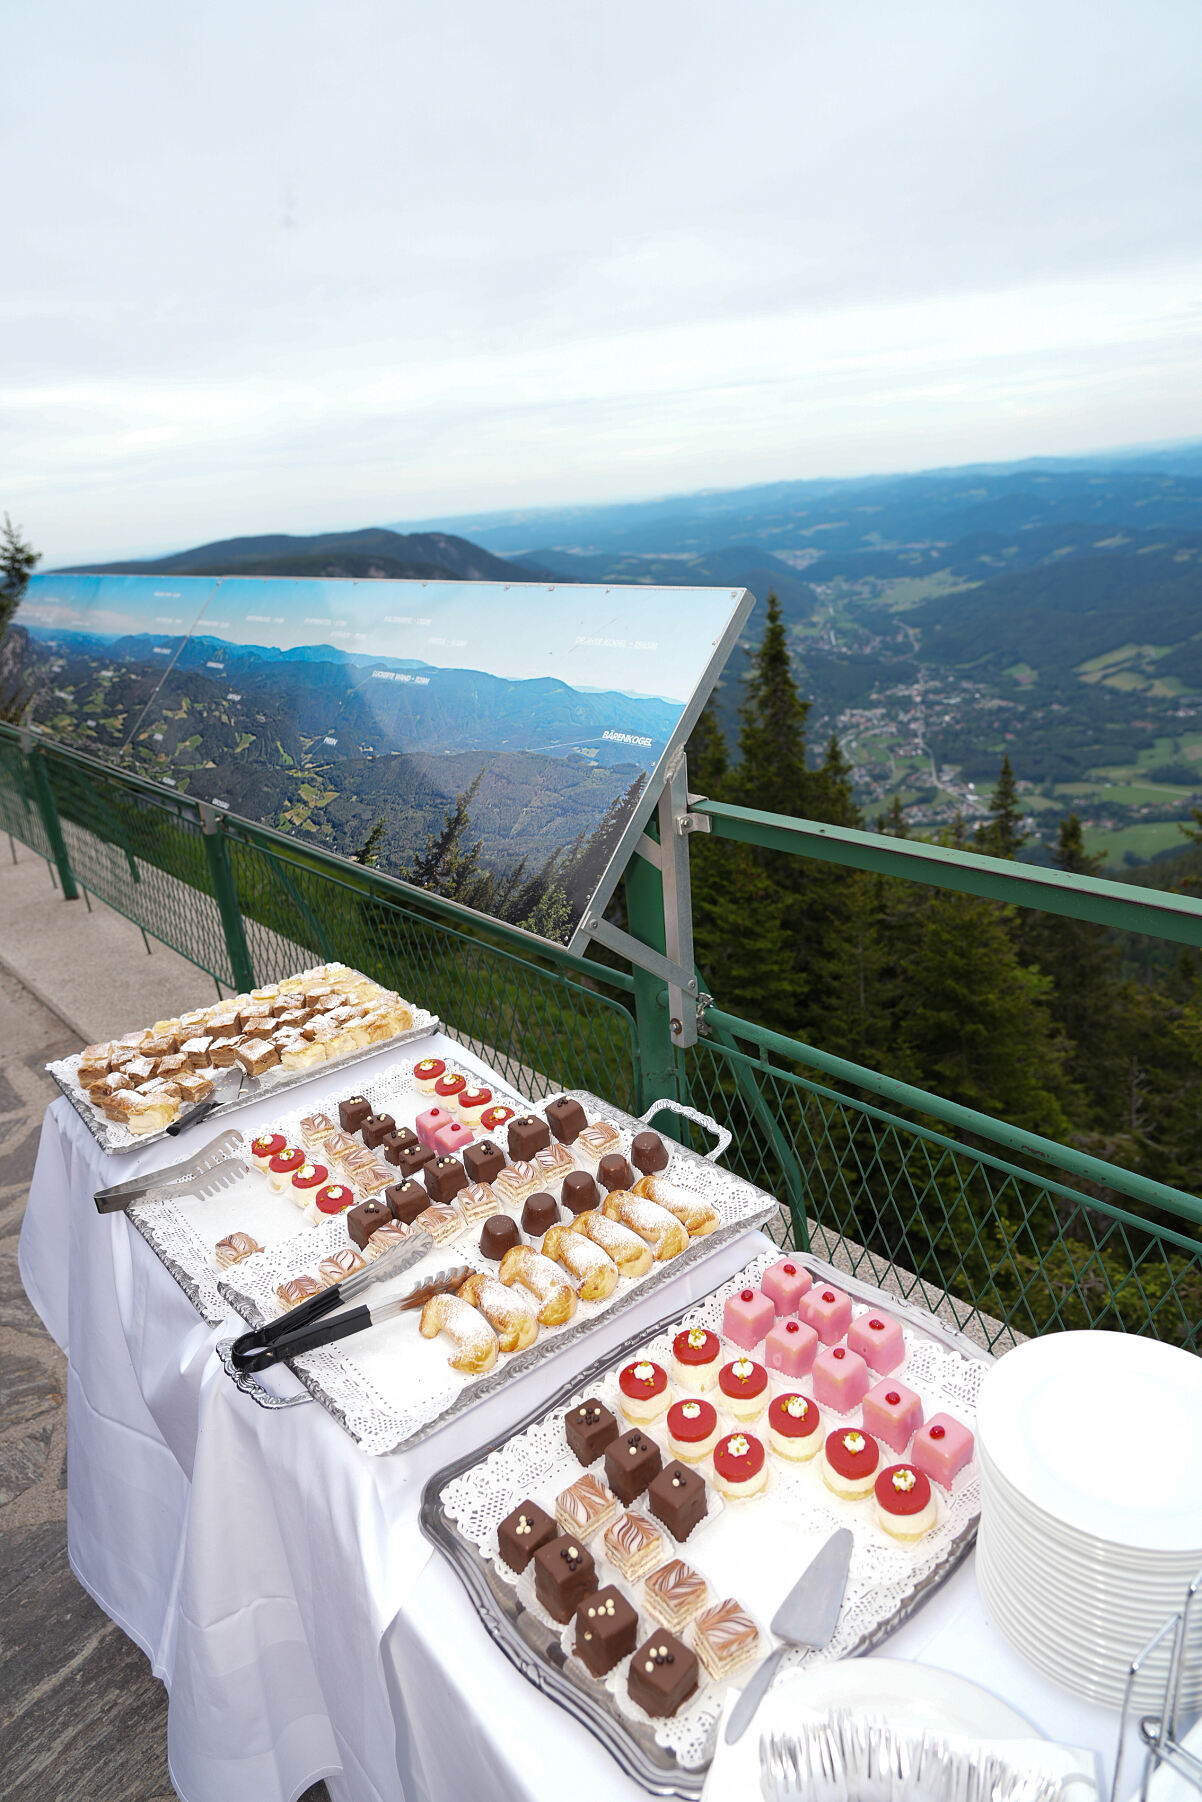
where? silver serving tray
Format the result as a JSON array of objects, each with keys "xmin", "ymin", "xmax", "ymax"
[
  {"xmin": 47, "ymin": 1014, "xmax": 439, "ymax": 1156},
  {"xmin": 419, "ymin": 1253, "xmax": 990, "ymax": 1800},
  {"xmin": 215, "ymin": 1089, "xmax": 778, "ymax": 1454}
]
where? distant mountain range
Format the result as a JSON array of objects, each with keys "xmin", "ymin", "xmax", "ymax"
[{"xmin": 65, "ymin": 527, "xmax": 538, "ymax": 585}]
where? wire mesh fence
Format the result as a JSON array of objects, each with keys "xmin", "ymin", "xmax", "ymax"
[{"xmin": 1, "ymin": 726, "xmax": 1198, "ymax": 1353}]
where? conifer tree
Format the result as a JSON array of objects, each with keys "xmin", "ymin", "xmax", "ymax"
[
  {"xmin": 404, "ymin": 768, "xmax": 487, "ymax": 900},
  {"xmin": 734, "ymin": 593, "xmax": 811, "ymax": 817},
  {"xmin": 0, "ymin": 514, "xmax": 39, "ymax": 641},
  {"xmin": 978, "ymin": 755, "xmax": 1027, "ymax": 859}
]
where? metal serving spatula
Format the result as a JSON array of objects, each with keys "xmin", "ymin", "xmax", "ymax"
[{"xmin": 725, "ymin": 1527, "xmax": 854, "ymax": 1745}]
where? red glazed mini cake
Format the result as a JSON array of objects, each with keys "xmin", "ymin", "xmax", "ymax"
[
  {"xmin": 267, "ymin": 1147, "xmax": 306, "ymax": 1189},
  {"xmin": 249, "ymin": 1131, "xmax": 287, "ymax": 1172},
  {"xmin": 434, "ymin": 1071, "xmax": 468, "ymax": 1110},
  {"xmin": 873, "ymin": 1463, "xmax": 936, "ymax": 1541},
  {"xmin": 480, "ymin": 1104, "xmax": 516, "ymax": 1135},
  {"xmin": 822, "ymin": 1427, "xmax": 881, "ymax": 1499},
  {"xmin": 666, "ymin": 1398, "xmax": 720, "ymax": 1463},
  {"xmin": 306, "ymin": 1181, "xmax": 355, "ymax": 1224},
  {"xmin": 717, "ymin": 1356, "xmax": 769, "ymax": 1423},
  {"xmin": 767, "ymin": 1392, "xmax": 823, "ymax": 1461},
  {"xmin": 618, "ymin": 1359, "xmax": 671, "ymax": 1425},
  {"xmin": 413, "ymin": 1056, "xmax": 446, "ymax": 1094},
  {"xmin": 671, "ymin": 1327, "xmax": 721, "ymax": 1393},
  {"xmin": 289, "ymin": 1160, "xmax": 329, "ymax": 1205},
  {"xmin": 457, "ymin": 1084, "xmax": 492, "ymax": 1125},
  {"xmin": 713, "ymin": 1431, "xmax": 768, "ymax": 1500}
]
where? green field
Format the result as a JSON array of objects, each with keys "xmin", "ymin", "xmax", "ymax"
[{"xmin": 1081, "ymin": 820, "xmax": 1189, "ymax": 864}]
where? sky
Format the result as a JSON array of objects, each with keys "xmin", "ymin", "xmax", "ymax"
[
  {"xmin": 5, "ymin": 0, "xmax": 1202, "ymax": 567},
  {"xmin": 18, "ymin": 571, "xmax": 746, "ymax": 701}
]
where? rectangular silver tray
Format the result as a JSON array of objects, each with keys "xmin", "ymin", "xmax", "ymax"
[
  {"xmin": 420, "ymin": 1254, "xmax": 990, "ymax": 1799},
  {"xmin": 47, "ymin": 1014, "xmax": 440, "ymax": 1157},
  {"xmin": 212, "ymin": 1089, "xmax": 779, "ymax": 1455}
]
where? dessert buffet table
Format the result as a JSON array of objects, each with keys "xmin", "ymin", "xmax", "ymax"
[{"xmin": 19, "ymin": 1034, "xmax": 1131, "ymax": 1802}]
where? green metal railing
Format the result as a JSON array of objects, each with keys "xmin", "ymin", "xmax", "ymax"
[{"xmin": 1, "ymin": 723, "xmax": 1198, "ymax": 1355}]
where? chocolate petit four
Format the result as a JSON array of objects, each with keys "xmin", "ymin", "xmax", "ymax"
[
  {"xmin": 575, "ymin": 1586, "xmax": 639, "ymax": 1678},
  {"xmin": 597, "ymin": 1151, "xmax": 634, "ymax": 1192},
  {"xmin": 424, "ymin": 1155, "xmax": 467, "ymax": 1205},
  {"xmin": 479, "ymin": 1214, "xmax": 521, "ymax": 1261},
  {"xmin": 604, "ymin": 1429, "xmax": 663, "ymax": 1506},
  {"xmin": 631, "ymin": 1129, "xmax": 669, "ymax": 1175},
  {"xmin": 545, "ymin": 1094, "xmax": 588, "ymax": 1143},
  {"xmin": 338, "ymin": 1095, "xmax": 373, "ymax": 1132},
  {"xmin": 346, "ymin": 1199, "xmax": 393, "ymax": 1248},
  {"xmin": 533, "ymin": 1535, "xmax": 597, "ymax": 1623},
  {"xmin": 627, "ymin": 1631, "xmax": 699, "ymax": 1718},
  {"xmin": 463, "ymin": 1138, "xmax": 506, "ymax": 1185},
  {"xmin": 386, "ymin": 1179, "xmax": 431, "ymax": 1224},
  {"xmin": 647, "ymin": 1460, "xmax": 708, "ymax": 1541},
  {"xmin": 560, "ymin": 1170, "xmax": 600, "ymax": 1216},
  {"xmin": 565, "ymin": 1397, "xmax": 619, "ymax": 1466},
  {"xmin": 361, "ymin": 1111, "xmax": 396, "ymax": 1149},
  {"xmin": 395, "ymin": 1143, "xmax": 435, "ymax": 1181},
  {"xmin": 521, "ymin": 1190, "xmax": 559, "ymax": 1236},
  {"xmin": 508, "ymin": 1114, "xmax": 551, "ymax": 1160},
  {"xmin": 382, "ymin": 1127, "xmax": 420, "ymax": 1166},
  {"xmin": 498, "ymin": 1499, "xmax": 557, "ymax": 1574}
]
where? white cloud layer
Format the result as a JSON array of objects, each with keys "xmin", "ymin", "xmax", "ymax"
[{"xmin": 4, "ymin": 0, "xmax": 1202, "ymax": 563}]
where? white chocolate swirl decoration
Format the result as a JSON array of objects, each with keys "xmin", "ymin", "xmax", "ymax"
[
  {"xmin": 606, "ymin": 1511, "xmax": 659, "ymax": 1558},
  {"xmin": 317, "ymin": 1247, "xmax": 366, "ymax": 1284},
  {"xmin": 646, "ymin": 1558, "xmax": 707, "ymax": 1609},
  {"xmin": 600, "ymin": 1192, "xmax": 688, "ymax": 1261},
  {"xmin": 695, "ymin": 1598, "xmax": 758, "ymax": 1657},
  {"xmin": 556, "ymin": 1472, "xmax": 610, "ymax": 1530}
]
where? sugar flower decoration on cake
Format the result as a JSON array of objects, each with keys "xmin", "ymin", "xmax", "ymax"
[
  {"xmin": 682, "ymin": 1402, "xmax": 701, "ymax": 1419},
  {"xmin": 784, "ymin": 1397, "xmax": 808, "ymax": 1418},
  {"xmin": 732, "ymin": 1358, "xmax": 754, "ymax": 1383},
  {"xmin": 727, "ymin": 1435, "xmax": 750, "ymax": 1457},
  {"xmin": 892, "ymin": 1468, "xmax": 917, "ymax": 1492},
  {"xmin": 843, "ymin": 1432, "xmax": 865, "ymax": 1454},
  {"xmin": 633, "ymin": 1362, "xmax": 656, "ymax": 1385}
]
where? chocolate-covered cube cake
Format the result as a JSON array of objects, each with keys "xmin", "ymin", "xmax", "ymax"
[
  {"xmin": 647, "ymin": 1460, "xmax": 708, "ymax": 1541},
  {"xmin": 497, "ymin": 1499, "xmax": 557, "ymax": 1574},
  {"xmin": 533, "ymin": 1535, "xmax": 597, "ymax": 1623},
  {"xmin": 338, "ymin": 1095, "xmax": 372, "ymax": 1132},
  {"xmin": 382, "ymin": 1127, "xmax": 420, "ymax": 1166},
  {"xmin": 604, "ymin": 1429, "xmax": 663, "ymax": 1505},
  {"xmin": 545, "ymin": 1095, "xmax": 588, "ymax": 1144},
  {"xmin": 385, "ymin": 1179, "xmax": 430, "ymax": 1224},
  {"xmin": 627, "ymin": 1631, "xmax": 699, "ymax": 1717},
  {"xmin": 575, "ymin": 1586, "xmax": 638, "ymax": 1677},
  {"xmin": 463, "ymin": 1138, "xmax": 505, "ymax": 1185},
  {"xmin": 423, "ymin": 1155, "xmax": 467, "ymax": 1205},
  {"xmin": 395, "ymin": 1144, "xmax": 435, "ymax": 1180},
  {"xmin": 565, "ymin": 1398, "xmax": 619, "ymax": 1466},
  {"xmin": 361, "ymin": 1111, "xmax": 395, "ymax": 1149},
  {"xmin": 346, "ymin": 1199, "xmax": 392, "ymax": 1248},
  {"xmin": 508, "ymin": 1114, "xmax": 551, "ymax": 1160}
]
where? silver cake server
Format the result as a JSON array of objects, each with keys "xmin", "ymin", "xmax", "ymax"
[{"xmin": 725, "ymin": 1527, "xmax": 854, "ymax": 1744}]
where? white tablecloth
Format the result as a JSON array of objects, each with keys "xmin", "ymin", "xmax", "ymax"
[{"xmin": 19, "ymin": 1047, "xmax": 1130, "ymax": 1802}]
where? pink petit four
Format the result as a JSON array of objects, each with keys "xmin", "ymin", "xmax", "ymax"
[
  {"xmin": 910, "ymin": 1412, "xmax": 975, "ymax": 1488},
  {"xmin": 847, "ymin": 1310, "xmax": 906, "ymax": 1375},
  {"xmin": 722, "ymin": 1286, "xmax": 776, "ymax": 1350},
  {"xmin": 760, "ymin": 1258, "xmax": 812, "ymax": 1317},
  {"xmin": 764, "ymin": 1316, "xmax": 818, "ymax": 1380},
  {"xmin": 416, "ymin": 1105, "xmax": 454, "ymax": 1149},
  {"xmin": 799, "ymin": 1283, "xmax": 853, "ymax": 1345},
  {"xmin": 861, "ymin": 1378, "xmax": 924, "ymax": 1453},
  {"xmin": 812, "ymin": 1344, "xmax": 870, "ymax": 1414},
  {"xmin": 432, "ymin": 1119, "xmax": 474, "ymax": 1158}
]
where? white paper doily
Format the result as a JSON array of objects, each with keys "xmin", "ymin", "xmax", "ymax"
[{"xmin": 440, "ymin": 1247, "xmax": 986, "ymax": 1772}]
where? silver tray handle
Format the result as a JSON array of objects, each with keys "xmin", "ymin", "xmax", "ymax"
[
  {"xmin": 638, "ymin": 1098, "xmax": 731, "ymax": 1163},
  {"xmin": 216, "ymin": 1338, "xmax": 313, "ymax": 1410}
]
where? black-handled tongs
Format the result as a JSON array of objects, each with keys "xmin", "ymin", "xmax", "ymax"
[{"xmin": 227, "ymin": 1230, "xmax": 473, "ymax": 1373}]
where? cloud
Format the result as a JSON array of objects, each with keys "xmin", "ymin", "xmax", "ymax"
[{"xmin": 4, "ymin": 0, "xmax": 1202, "ymax": 562}]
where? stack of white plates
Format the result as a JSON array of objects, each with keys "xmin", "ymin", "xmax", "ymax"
[{"xmin": 975, "ymin": 1330, "xmax": 1202, "ymax": 1712}]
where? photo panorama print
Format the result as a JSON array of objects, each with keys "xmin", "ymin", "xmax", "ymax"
[{"xmin": 12, "ymin": 573, "xmax": 749, "ymax": 948}]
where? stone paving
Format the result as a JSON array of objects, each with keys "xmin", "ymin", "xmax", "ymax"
[{"xmin": 0, "ymin": 962, "xmax": 329, "ymax": 1800}]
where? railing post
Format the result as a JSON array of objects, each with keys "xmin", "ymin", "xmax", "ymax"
[
  {"xmin": 198, "ymin": 804, "xmax": 255, "ymax": 992},
  {"xmin": 624, "ymin": 846, "xmax": 679, "ymax": 1116},
  {"xmin": 21, "ymin": 732, "xmax": 78, "ymax": 900}
]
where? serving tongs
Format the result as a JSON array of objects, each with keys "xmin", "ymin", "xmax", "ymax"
[
  {"xmin": 93, "ymin": 1128, "xmax": 248, "ymax": 1214},
  {"xmin": 228, "ymin": 1229, "xmax": 473, "ymax": 1373},
  {"xmin": 167, "ymin": 1065, "xmax": 262, "ymax": 1137}
]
